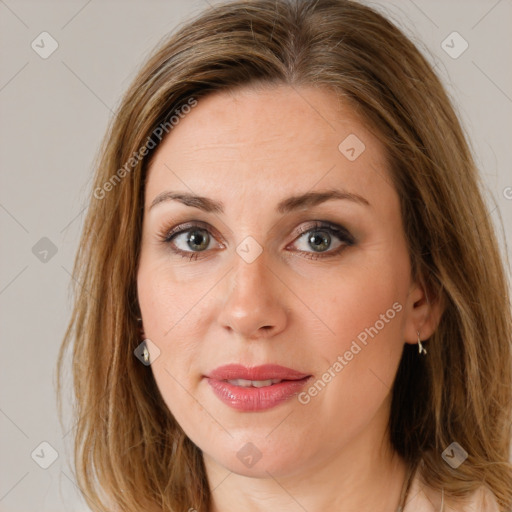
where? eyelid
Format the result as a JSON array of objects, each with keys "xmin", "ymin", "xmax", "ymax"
[
  {"xmin": 160, "ymin": 220, "xmax": 225, "ymax": 246},
  {"xmin": 290, "ymin": 220, "xmax": 355, "ymax": 245},
  {"xmin": 158, "ymin": 218, "xmax": 355, "ymax": 262},
  {"xmin": 159, "ymin": 219, "xmax": 354, "ymax": 246}
]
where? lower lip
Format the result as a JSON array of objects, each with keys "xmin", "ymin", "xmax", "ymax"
[{"xmin": 206, "ymin": 377, "xmax": 311, "ymax": 411}]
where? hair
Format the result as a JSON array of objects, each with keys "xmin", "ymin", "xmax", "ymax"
[{"xmin": 56, "ymin": 0, "xmax": 512, "ymax": 510}]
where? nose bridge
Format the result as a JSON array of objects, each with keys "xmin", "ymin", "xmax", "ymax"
[
  {"xmin": 217, "ymin": 242, "xmax": 287, "ymax": 337},
  {"xmin": 228, "ymin": 244, "xmax": 274, "ymax": 309},
  {"xmin": 233, "ymin": 244, "xmax": 270, "ymax": 298}
]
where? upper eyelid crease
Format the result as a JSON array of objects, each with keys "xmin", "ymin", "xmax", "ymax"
[
  {"xmin": 148, "ymin": 188, "xmax": 371, "ymax": 213},
  {"xmin": 162, "ymin": 219, "xmax": 352, "ymax": 238}
]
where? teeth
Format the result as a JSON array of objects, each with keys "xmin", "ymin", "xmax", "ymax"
[{"xmin": 227, "ymin": 378, "xmax": 283, "ymax": 387}]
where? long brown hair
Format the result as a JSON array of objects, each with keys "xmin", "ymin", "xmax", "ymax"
[{"xmin": 56, "ymin": 0, "xmax": 512, "ymax": 510}]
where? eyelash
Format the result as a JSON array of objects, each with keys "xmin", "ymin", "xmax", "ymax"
[{"xmin": 157, "ymin": 220, "xmax": 355, "ymax": 261}]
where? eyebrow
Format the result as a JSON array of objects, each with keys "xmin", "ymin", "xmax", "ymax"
[{"xmin": 149, "ymin": 188, "xmax": 370, "ymax": 213}]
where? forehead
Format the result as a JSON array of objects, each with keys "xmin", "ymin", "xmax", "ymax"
[{"xmin": 145, "ymin": 85, "xmax": 395, "ymax": 211}]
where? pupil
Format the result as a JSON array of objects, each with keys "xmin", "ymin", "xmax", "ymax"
[
  {"xmin": 309, "ymin": 231, "xmax": 330, "ymax": 252},
  {"xmin": 188, "ymin": 230, "xmax": 209, "ymax": 251}
]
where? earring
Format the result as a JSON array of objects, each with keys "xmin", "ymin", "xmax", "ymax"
[{"xmin": 417, "ymin": 331, "xmax": 427, "ymax": 355}]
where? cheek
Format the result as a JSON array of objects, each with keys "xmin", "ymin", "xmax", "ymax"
[
  {"xmin": 305, "ymin": 256, "xmax": 405, "ymax": 348},
  {"xmin": 137, "ymin": 263, "xmax": 207, "ymax": 429},
  {"xmin": 299, "ymin": 251, "xmax": 408, "ymax": 410},
  {"xmin": 137, "ymin": 258, "xmax": 198, "ymax": 376},
  {"xmin": 137, "ymin": 254, "xmax": 207, "ymax": 336}
]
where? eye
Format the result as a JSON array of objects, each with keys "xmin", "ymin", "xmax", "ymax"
[
  {"xmin": 174, "ymin": 228, "xmax": 211, "ymax": 251},
  {"xmin": 158, "ymin": 221, "xmax": 224, "ymax": 261},
  {"xmin": 288, "ymin": 221, "xmax": 355, "ymax": 260},
  {"xmin": 158, "ymin": 220, "xmax": 355, "ymax": 261}
]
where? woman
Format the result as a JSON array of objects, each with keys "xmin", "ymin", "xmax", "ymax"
[{"xmin": 57, "ymin": 0, "xmax": 512, "ymax": 511}]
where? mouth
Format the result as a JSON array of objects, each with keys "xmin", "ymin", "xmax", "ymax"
[
  {"xmin": 224, "ymin": 378, "xmax": 291, "ymax": 388},
  {"xmin": 206, "ymin": 363, "xmax": 311, "ymax": 382},
  {"xmin": 204, "ymin": 364, "xmax": 312, "ymax": 411}
]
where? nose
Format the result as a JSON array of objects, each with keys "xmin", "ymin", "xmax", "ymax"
[{"xmin": 217, "ymin": 249, "xmax": 288, "ymax": 339}]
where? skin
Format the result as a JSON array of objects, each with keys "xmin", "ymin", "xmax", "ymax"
[{"xmin": 136, "ymin": 84, "xmax": 443, "ymax": 512}]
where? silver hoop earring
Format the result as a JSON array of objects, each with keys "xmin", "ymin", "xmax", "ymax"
[{"xmin": 417, "ymin": 331, "xmax": 427, "ymax": 355}]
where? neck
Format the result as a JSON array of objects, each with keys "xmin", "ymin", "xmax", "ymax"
[{"xmin": 204, "ymin": 404, "xmax": 408, "ymax": 512}]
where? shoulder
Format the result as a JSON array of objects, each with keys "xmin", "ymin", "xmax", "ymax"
[{"xmin": 402, "ymin": 464, "xmax": 501, "ymax": 512}]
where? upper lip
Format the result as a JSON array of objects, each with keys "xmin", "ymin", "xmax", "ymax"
[{"xmin": 206, "ymin": 364, "xmax": 310, "ymax": 381}]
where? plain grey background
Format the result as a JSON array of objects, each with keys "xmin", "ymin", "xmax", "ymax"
[{"xmin": 1, "ymin": 0, "xmax": 511, "ymax": 510}]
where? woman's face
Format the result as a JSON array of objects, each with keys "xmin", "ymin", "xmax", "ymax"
[{"xmin": 137, "ymin": 85, "xmax": 429, "ymax": 478}]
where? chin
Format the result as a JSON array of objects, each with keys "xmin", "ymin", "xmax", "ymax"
[{"xmin": 203, "ymin": 432, "xmax": 320, "ymax": 479}]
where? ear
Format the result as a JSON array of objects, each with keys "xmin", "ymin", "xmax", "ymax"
[{"xmin": 403, "ymin": 276, "xmax": 445, "ymax": 344}]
